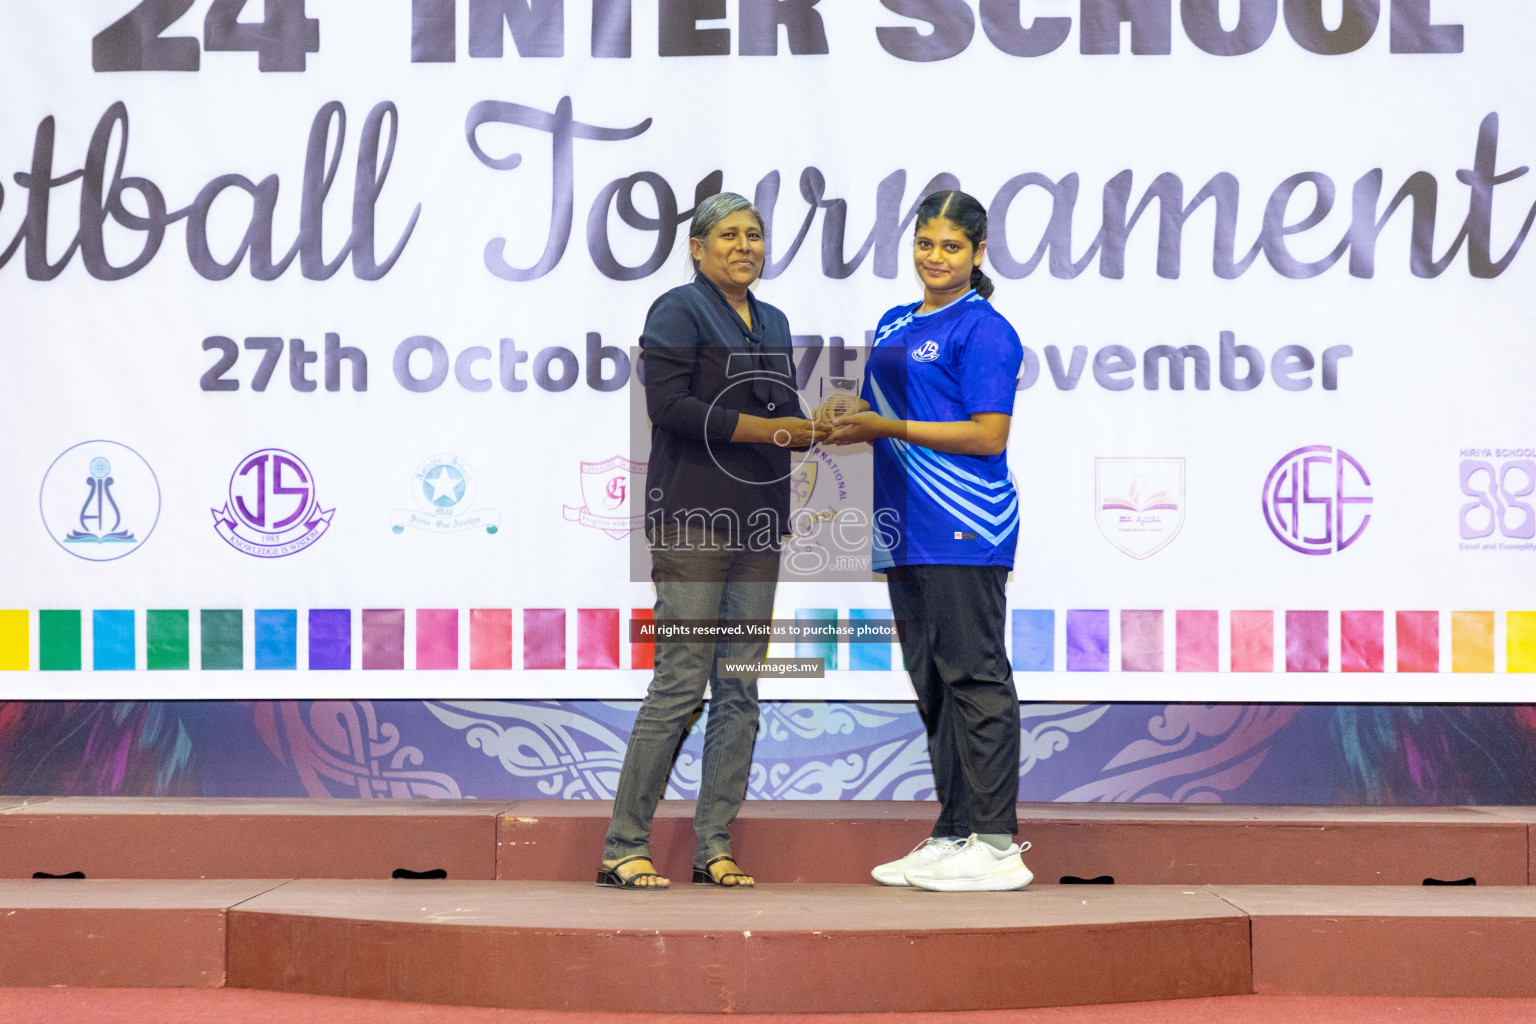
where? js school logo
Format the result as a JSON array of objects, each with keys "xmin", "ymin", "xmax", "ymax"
[
  {"xmin": 1095, "ymin": 457, "xmax": 1185, "ymax": 560},
  {"xmin": 39, "ymin": 440, "xmax": 160, "ymax": 561},
  {"xmin": 1262, "ymin": 445, "xmax": 1372, "ymax": 555},
  {"xmin": 911, "ymin": 340, "xmax": 940, "ymax": 362},
  {"xmin": 391, "ymin": 454, "xmax": 500, "ymax": 535},
  {"xmin": 563, "ymin": 456, "xmax": 645, "ymax": 539},
  {"xmin": 212, "ymin": 448, "xmax": 334, "ymax": 558}
]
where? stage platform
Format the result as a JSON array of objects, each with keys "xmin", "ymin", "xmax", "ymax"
[
  {"xmin": 8, "ymin": 877, "xmax": 1536, "ymax": 1009},
  {"xmin": 4, "ymin": 797, "xmax": 1536, "ymax": 1010},
  {"xmin": 2, "ymin": 797, "xmax": 1530, "ymax": 885},
  {"xmin": 499, "ymin": 800, "xmax": 1533, "ymax": 886},
  {"xmin": 1216, "ymin": 884, "xmax": 1536, "ymax": 997},
  {"xmin": 0, "ymin": 878, "xmax": 285, "ymax": 988},
  {"xmin": 0, "ymin": 796, "xmax": 509, "ymax": 880},
  {"xmin": 230, "ymin": 881, "xmax": 1251, "ymax": 1012}
]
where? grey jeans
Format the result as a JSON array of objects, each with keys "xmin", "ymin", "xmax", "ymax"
[{"xmin": 602, "ymin": 529, "xmax": 779, "ymax": 865}]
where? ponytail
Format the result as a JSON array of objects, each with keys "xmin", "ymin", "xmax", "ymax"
[
  {"xmin": 915, "ymin": 189, "xmax": 995, "ymax": 299},
  {"xmin": 969, "ymin": 264, "xmax": 994, "ymax": 299}
]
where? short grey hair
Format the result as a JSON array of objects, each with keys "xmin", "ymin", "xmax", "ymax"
[{"xmin": 688, "ymin": 192, "xmax": 765, "ymax": 274}]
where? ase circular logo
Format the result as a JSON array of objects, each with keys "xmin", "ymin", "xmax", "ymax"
[{"xmin": 1262, "ymin": 445, "xmax": 1372, "ymax": 555}]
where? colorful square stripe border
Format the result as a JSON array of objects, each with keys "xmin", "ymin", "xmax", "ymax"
[{"xmin": 1, "ymin": 608, "xmax": 1534, "ymax": 673}]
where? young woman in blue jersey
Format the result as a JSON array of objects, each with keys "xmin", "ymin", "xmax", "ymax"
[{"xmin": 824, "ymin": 190, "xmax": 1031, "ymax": 892}]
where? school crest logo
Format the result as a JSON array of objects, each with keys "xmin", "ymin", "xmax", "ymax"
[
  {"xmin": 391, "ymin": 454, "xmax": 500, "ymax": 535},
  {"xmin": 790, "ymin": 461, "xmax": 818, "ymax": 517},
  {"xmin": 912, "ymin": 340, "xmax": 941, "ymax": 362},
  {"xmin": 1262, "ymin": 446, "xmax": 1371, "ymax": 555},
  {"xmin": 563, "ymin": 456, "xmax": 646, "ymax": 539},
  {"xmin": 213, "ymin": 448, "xmax": 334, "ymax": 558},
  {"xmin": 1095, "ymin": 457, "xmax": 1185, "ymax": 560},
  {"xmin": 40, "ymin": 440, "xmax": 160, "ymax": 561},
  {"xmin": 782, "ymin": 447, "xmax": 866, "ymax": 580}
]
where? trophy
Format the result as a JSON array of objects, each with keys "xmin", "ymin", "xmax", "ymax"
[{"xmin": 818, "ymin": 376, "xmax": 860, "ymax": 422}]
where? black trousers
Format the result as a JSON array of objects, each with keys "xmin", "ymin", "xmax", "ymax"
[{"xmin": 886, "ymin": 564, "xmax": 1020, "ymax": 836}]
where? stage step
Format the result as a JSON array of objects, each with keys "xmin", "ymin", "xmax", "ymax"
[
  {"xmin": 0, "ymin": 798, "xmax": 1529, "ymax": 886},
  {"xmin": 8, "ymin": 878, "xmax": 1536, "ymax": 1008},
  {"xmin": 1481, "ymin": 806, "xmax": 1536, "ymax": 880},
  {"xmin": 496, "ymin": 800, "xmax": 1532, "ymax": 886},
  {"xmin": 1217, "ymin": 884, "xmax": 1536, "ymax": 997},
  {"xmin": 227, "ymin": 880, "xmax": 1253, "ymax": 1012},
  {"xmin": 0, "ymin": 879, "xmax": 285, "ymax": 987},
  {"xmin": 0, "ymin": 797, "xmax": 510, "ymax": 880}
]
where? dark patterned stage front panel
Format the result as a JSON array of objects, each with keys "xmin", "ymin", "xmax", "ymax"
[{"xmin": 4, "ymin": 700, "xmax": 1536, "ymax": 806}]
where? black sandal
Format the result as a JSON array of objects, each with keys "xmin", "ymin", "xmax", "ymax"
[
  {"xmin": 693, "ymin": 854, "xmax": 755, "ymax": 887},
  {"xmin": 596, "ymin": 854, "xmax": 668, "ymax": 890}
]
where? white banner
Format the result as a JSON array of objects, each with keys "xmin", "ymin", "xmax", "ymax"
[{"xmin": 1, "ymin": 0, "xmax": 1533, "ymax": 699}]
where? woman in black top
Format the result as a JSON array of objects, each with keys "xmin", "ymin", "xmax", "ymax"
[{"xmin": 598, "ymin": 193, "xmax": 817, "ymax": 889}]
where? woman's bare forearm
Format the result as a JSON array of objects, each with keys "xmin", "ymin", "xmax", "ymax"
[{"xmin": 888, "ymin": 416, "xmax": 1010, "ymax": 456}]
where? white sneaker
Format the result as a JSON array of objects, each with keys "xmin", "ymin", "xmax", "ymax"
[
  {"xmin": 870, "ymin": 837, "xmax": 964, "ymax": 886},
  {"xmin": 904, "ymin": 834, "xmax": 1033, "ymax": 892}
]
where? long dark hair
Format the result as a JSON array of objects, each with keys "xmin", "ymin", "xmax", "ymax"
[{"xmin": 914, "ymin": 190, "xmax": 993, "ymax": 299}]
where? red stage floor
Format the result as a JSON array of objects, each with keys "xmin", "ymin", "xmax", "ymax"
[{"xmin": 9, "ymin": 990, "xmax": 1536, "ymax": 1024}]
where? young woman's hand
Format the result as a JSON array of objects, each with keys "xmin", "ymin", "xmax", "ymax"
[
  {"xmin": 825, "ymin": 411, "xmax": 890, "ymax": 446},
  {"xmin": 813, "ymin": 397, "xmax": 868, "ymax": 428}
]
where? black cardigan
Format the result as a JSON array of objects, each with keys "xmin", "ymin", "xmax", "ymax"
[{"xmin": 641, "ymin": 276, "xmax": 801, "ymax": 543}]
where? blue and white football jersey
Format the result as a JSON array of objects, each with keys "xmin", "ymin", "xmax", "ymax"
[{"xmin": 861, "ymin": 291, "xmax": 1023, "ymax": 570}]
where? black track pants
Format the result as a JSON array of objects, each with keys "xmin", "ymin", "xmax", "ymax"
[{"xmin": 886, "ymin": 564, "xmax": 1020, "ymax": 837}]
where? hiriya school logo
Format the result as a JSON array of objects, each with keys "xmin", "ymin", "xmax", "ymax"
[
  {"xmin": 212, "ymin": 448, "xmax": 334, "ymax": 558},
  {"xmin": 1095, "ymin": 457, "xmax": 1185, "ymax": 560},
  {"xmin": 391, "ymin": 454, "xmax": 500, "ymax": 535},
  {"xmin": 563, "ymin": 456, "xmax": 645, "ymax": 539},
  {"xmin": 1458, "ymin": 451, "xmax": 1535, "ymax": 548},
  {"xmin": 1262, "ymin": 445, "xmax": 1372, "ymax": 555},
  {"xmin": 911, "ymin": 340, "xmax": 941, "ymax": 362},
  {"xmin": 40, "ymin": 440, "xmax": 160, "ymax": 561}
]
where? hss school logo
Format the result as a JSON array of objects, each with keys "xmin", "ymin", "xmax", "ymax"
[
  {"xmin": 212, "ymin": 448, "xmax": 334, "ymax": 558},
  {"xmin": 39, "ymin": 440, "xmax": 161, "ymax": 561},
  {"xmin": 1095, "ymin": 458, "xmax": 1185, "ymax": 560}
]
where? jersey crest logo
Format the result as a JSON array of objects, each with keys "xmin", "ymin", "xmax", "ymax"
[{"xmin": 912, "ymin": 340, "xmax": 940, "ymax": 362}]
